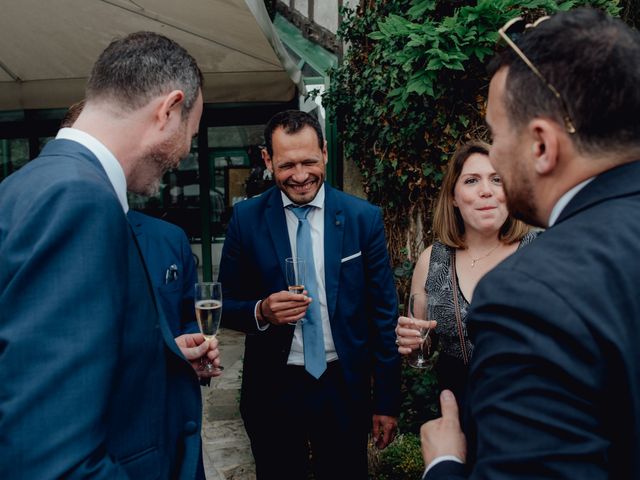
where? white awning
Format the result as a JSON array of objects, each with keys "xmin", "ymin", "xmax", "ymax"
[{"xmin": 0, "ymin": 0, "xmax": 300, "ymax": 110}]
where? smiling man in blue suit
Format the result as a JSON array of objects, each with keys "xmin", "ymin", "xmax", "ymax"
[
  {"xmin": 218, "ymin": 110, "xmax": 400, "ymax": 479},
  {"xmin": 0, "ymin": 32, "xmax": 219, "ymax": 479}
]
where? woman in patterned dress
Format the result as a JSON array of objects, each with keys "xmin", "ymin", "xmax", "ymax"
[{"xmin": 395, "ymin": 140, "xmax": 536, "ymax": 403}]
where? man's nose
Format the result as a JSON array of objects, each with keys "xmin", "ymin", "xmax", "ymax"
[{"xmin": 291, "ymin": 164, "xmax": 308, "ymax": 182}]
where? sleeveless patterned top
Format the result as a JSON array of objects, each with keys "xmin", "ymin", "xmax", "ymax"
[{"xmin": 425, "ymin": 231, "xmax": 538, "ymax": 360}]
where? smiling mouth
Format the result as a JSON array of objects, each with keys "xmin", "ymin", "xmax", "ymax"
[{"xmin": 287, "ymin": 180, "xmax": 317, "ymax": 193}]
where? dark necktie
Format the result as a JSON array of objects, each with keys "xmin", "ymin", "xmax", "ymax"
[{"xmin": 289, "ymin": 205, "xmax": 326, "ymax": 379}]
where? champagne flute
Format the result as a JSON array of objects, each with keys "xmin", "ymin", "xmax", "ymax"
[
  {"xmin": 286, "ymin": 257, "xmax": 305, "ymax": 294},
  {"xmin": 285, "ymin": 257, "xmax": 305, "ymax": 325},
  {"xmin": 194, "ymin": 282, "xmax": 224, "ymax": 373},
  {"xmin": 408, "ymin": 292, "xmax": 431, "ymax": 369}
]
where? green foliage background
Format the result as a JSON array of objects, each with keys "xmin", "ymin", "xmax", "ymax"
[
  {"xmin": 324, "ymin": 0, "xmax": 620, "ymax": 303},
  {"xmin": 323, "ymin": 0, "xmax": 623, "ymax": 439}
]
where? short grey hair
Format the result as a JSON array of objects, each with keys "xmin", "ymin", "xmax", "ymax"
[{"xmin": 86, "ymin": 31, "xmax": 203, "ymax": 115}]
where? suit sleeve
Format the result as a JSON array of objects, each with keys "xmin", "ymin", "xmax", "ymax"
[
  {"xmin": 179, "ymin": 229, "xmax": 199, "ymax": 335},
  {"xmin": 424, "ymin": 460, "xmax": 466, "ymax": 480},
  {"xmin": 460, "ymin": 269, "xmax": 608, "ymax": 479},
  {"xmin": 0, "ymin": 180, "xmax": 131, "ymax": 479},
  {"xmin": 218, "ymin": 204, "xmax": 262, "ymax": 334},
  {"xmin": 365, "ymin": 207, "xmax": 401, "ymax": 416}
]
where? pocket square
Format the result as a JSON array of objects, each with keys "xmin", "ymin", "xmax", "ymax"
[{"xmin": 341, "ymin": 251, "xmax": 362, "ymax": 263}]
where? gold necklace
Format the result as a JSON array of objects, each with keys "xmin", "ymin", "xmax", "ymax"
[{"xmin": 468, "ymin": 243, "xmax": 501, "ymax": 268}]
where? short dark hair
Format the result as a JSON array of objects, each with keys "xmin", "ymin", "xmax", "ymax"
[
  {"xmin": 263, "ymin": 110, "xmax": 324, "ymax": 157},
  {"xmin": 432, "ymin": 139, "xmax": 530, "ymax": 248},
  {"xmin": 60, "ymin": 100, "xmax": 85, "ymax": 128},
  {"xmin": 488, "ymin": 8, "xmax": 640, "ymax": 155},
  {"xmin": 86, "ymin": 31, "xmax": 203, "ymax": 115}
]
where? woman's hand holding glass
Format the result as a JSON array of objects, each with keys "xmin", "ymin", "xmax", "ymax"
[
  {"xmin": 396, "ymin": 317, "xmax": 437, "ymax": 352},
  {"xmin": 396, "ymin": 292, "xmax": 437, "ymax": 365}
]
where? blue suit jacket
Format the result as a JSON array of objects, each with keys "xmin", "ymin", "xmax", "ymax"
[
  {"xmin": 218, "ymin": 184, "xmax": 400, "ymax": 421},
  {"xmin": 0, "ymin": 139, "xmax": 203, "ymax": 479},
  {"xmin": 128, "ymin": 210, "xmax": 198, "ymax": 337},
  {"xmin": 426, "ymin": 160, "xmax": 640, "ymax": 479}
]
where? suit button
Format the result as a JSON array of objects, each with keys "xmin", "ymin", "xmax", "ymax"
[{"xmin": 184, "ymin": 421, "xmax": 198, "ymax": 435}]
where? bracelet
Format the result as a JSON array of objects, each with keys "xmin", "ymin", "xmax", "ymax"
[{"xmin": 259, "ymin": 299, "xmax": 267, "ymax": 322}]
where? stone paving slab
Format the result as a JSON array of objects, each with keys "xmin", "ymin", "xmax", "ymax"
[{"xmin": 202, "ymin": 328, "xmax": 256, "ymax": 480}]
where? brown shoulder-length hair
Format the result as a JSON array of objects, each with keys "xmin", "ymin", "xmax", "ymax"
[{"xmin": 432, "ymin": 139, "xmax": 530, "ymax": 249}]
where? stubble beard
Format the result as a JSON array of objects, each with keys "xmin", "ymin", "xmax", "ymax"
[
  {"xmin": 281, "ymin": 175, "xmax": 323, "ymax": 205},
  {"xmin": 134, "ymin": 126, "xmax": 188, "ymax": 197},
  {"xmin": 504, "ymin": 174, "xmax": 542, "ymax": 228}
]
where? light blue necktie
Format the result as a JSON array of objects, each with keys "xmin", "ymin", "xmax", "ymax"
[{"xmin": 289, "ymin": 205, "xmax": 327, "ymax": 379}]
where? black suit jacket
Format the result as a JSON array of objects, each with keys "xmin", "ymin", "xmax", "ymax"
[{"xmin": 427, "ymin": 160, "xmax": 640, "ymax": 479}]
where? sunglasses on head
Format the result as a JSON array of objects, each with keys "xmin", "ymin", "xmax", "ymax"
[{"xmin": 498, "ymin": 16, "xmax": 576, "ymax": 134}]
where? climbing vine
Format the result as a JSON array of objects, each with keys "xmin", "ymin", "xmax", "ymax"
[{"xmin": 324, "ymin": 0, "xmax": 621, "ymax": 308}]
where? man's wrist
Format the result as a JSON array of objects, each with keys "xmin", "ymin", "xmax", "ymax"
[
  {"xmin": 423, "ymin": 455, "xmax": 464, "ymax": 477},
  {"xmin": 258, "ymin": 299, "xmax": 268, "ymax": 323},
  {"xmin": 254, "ymin": 300, "xmax": 269, "ymax": 331}
]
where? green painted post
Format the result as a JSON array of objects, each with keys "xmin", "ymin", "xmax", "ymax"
[{"xmin": 197, "ymin": 121, "xmax": 213, "ymax": 282}]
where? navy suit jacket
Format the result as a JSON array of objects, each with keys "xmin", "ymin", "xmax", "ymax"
[
  {"xmin": 128, "ymin": 210, "xmax": 198, "ymax": 337},
  {"xmin": 218, "ymin": 184, "xmax": 400, "ymax": 422},
  {"xmin": 426, "ymin": 160, "xmax": 640, "ymax": 479},
  {"xmin": 0, "ymin": 139, "xmax": 203, "ymax": 479}
]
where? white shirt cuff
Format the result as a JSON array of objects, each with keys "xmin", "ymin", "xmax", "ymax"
[
  {"xmin": 423, "ymin": 455, "xmax": 464, "ymax": 477},
  {"xmin": 254, "ymin": 300, "xmax": 269, "ymax": 331}
]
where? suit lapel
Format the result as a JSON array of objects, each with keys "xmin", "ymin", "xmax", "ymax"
[
  {"xmin": 127, "ymin": 217, "xmax": 185, "ymax": 360},
  {"xmin": 556, "ymin": 160, "xmax": 640, "ymax": 225},
  {"xmin": 323, "ymin": 184, "xmax": 344, "ymax": 320},
  {"xmin": 265, "ymin": 189, "xmax": 292, "ymax": 282},
  {"xmin": 128, "ymin": 213, "xmax": 149, "ymax": 259}
]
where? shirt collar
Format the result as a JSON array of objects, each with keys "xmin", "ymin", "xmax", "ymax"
[
  {"xmin": 56, "ymin": 128, "xmax": 129, "ymax": 213},
  {"xmin": 281, "ymin": 183, "xmax": 325, "ymax": 210},
  {"xmin": 548, "ymin": 177, "xmax": 595, "ymax": 227}
]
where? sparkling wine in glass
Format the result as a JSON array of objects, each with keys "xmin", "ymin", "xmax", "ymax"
[
  {"xmin": 195, "ymin": 282, "xmax": 224, "ymax": 372},
  {"xmin": 285, "ymin": 257, "xmax": 305, "ymax": 325},
  {"xmin": 408, "ymin": 292, "xmax": 431, "ymax": 369},
  {"xmin": 286, "ymin": 257, "xmax": 305, "ymax": 294}
]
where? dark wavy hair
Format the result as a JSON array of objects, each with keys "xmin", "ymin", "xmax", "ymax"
[{"xmin": 488, "ymin": 8, "xmax": 640, "ymax": 156}]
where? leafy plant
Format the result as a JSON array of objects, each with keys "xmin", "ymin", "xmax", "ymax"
[
  {"xmin": 324, "ymin": 0, "xmax": 620, "ymax": 299},
  {"xmin": 398, "ymin": 353, "xmax": 440, "ymax": 434},
  {"xmin": 370, "ymin": 433, "xmax": 424, "ymax": 480}
]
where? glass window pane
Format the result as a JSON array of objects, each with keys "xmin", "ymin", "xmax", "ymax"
[{"xmin": 0, "ymin": 138, "xmax": 29, "ymax": 183}]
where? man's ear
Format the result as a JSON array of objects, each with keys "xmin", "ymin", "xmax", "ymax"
[
  {"xmin": 261, "ymin": 148, "xmax": 273, "ymax": 173},
  {"xmin": 529, "ymin": 119, "xmax": 559, "ymax": 176},
  {"xmin": 155, "ymin": 90, "xmax": 185, "ymax": 130},
  {"xmin": 322, "ymin": 140, "xmax": 328, "ymax": 165}
]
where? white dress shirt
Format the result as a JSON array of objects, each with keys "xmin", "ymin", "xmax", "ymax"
[
  {"xmin": 281, "ymin": 184, "xmax": 338, "ymax": 365},
  {"xmin": 56, "ymin": 128, "xmax": 129, "ymax": 213},
  {"xmin": 547, "ymin": 177, "xmax": 594, "ymax": 227},
  {"xmin": 253, "ymin": 185, "xmax": 339, "ymax": 364}
]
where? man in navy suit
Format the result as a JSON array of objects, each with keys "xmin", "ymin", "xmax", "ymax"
[
  {"xmin": 0, "ymin": 32, "xmax": 219, "ymax": 479},
  {"xmin": 218, "ymin": 110, "xmax": 400, "ymax": 479},
  {"xmin": 421, "ymin": 8, "xmax": 640, "ymax": 479}
]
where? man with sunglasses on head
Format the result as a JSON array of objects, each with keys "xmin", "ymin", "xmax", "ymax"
[{"xmin": 421, "ymin": 8, "xmax": 640, "ymax": 480}]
